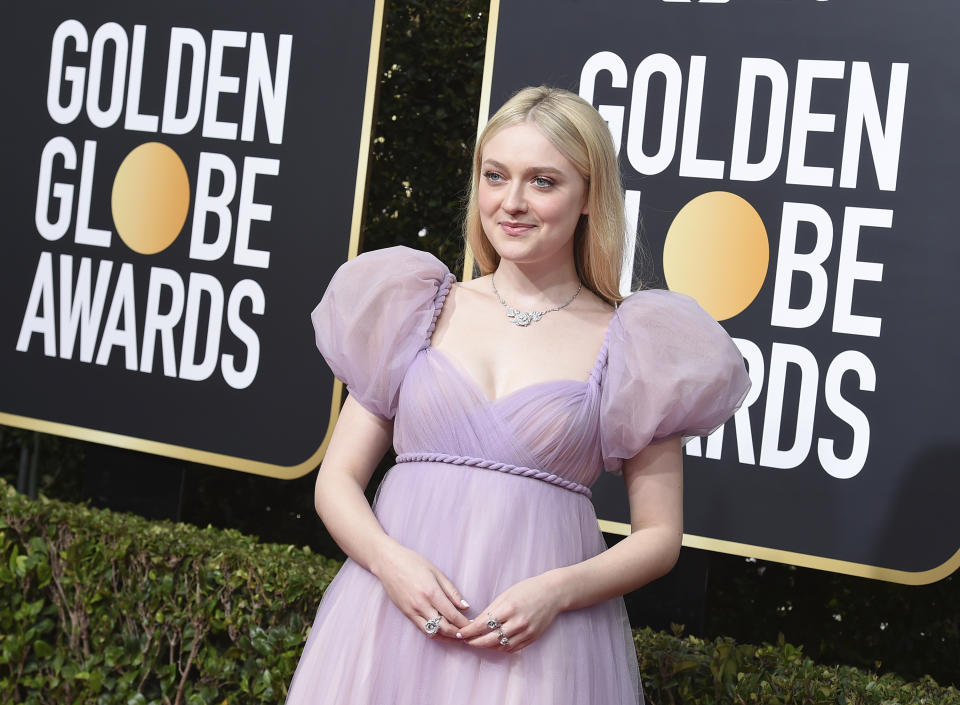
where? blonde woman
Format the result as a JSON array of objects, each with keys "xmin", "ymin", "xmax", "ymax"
[{"xmin": 285, "ymin": 86, "xmax": 750, "ymax": 704}]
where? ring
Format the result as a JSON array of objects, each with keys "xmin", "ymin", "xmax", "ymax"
[
  {"xmin": 424, "ymin": 613, "xmax": 443, "ymax": 635},
  {"xmin": 498, "ymin": 627, "xmax": 509, "ymax": 646},
  {"xmin": 486, "ymin": 613, "xmax": 500, "ymax": 630}
]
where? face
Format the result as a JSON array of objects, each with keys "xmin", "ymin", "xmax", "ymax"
[{"xmin": 477, "ymin": 122, "xmax": 588, "ymax": 267}]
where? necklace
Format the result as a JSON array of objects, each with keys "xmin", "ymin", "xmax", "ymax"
[{"xmin": 490, "ymin": 271, "xmax": 582, "ymax": 327}]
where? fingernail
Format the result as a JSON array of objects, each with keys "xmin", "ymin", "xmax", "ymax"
[
  {"xmin": 461, "ymin": 599, "xmax": 470, "ymax": 608},
  {"xmin": 456, "ymin": 632, "xmax": 463, "ymax": 639}
]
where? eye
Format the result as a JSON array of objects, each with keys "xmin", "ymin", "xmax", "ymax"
[
  {"xmin": 532, "ymin": 176, "xmax": 555, "ymax": 189},
  {"xmin": 482, "ymin": 170, "xmax": 504, "ymax": 183}
]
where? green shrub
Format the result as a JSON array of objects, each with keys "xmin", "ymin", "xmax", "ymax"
[
  {"xmin": 2, "ymin": 479, "xmax": 957, "ymax": 705},
  {"xmin": 0, "ymin": 479, "xmax": 339, "ymax": 704},
  {"xmin": 636, "ymin": 626, "xmax": 959, "ymax": 705}
]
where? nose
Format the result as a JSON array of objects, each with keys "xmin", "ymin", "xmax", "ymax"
[{"xmin": 501, "ymin": 180, "xmax": 527, "ymax": 214}]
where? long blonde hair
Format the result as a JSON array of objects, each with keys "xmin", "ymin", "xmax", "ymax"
[{"xmin": 463, "ymin": 86, "xmax": 628, "ymax": 305}]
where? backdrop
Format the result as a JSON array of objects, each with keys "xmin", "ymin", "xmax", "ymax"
[
  {"xmin": 478, "ymin": 0, "xmax": 959, "ymax": 583},
  {"xmin": 0, "ymin": 1, "xmax": 383, "ymax": 478}
]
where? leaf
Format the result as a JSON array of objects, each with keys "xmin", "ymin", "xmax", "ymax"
[{"xmin": 32, "ymin": 639, "xmax": 53, "ymax": 659}]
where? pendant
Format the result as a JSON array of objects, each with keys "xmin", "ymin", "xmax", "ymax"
[{"xmin": 506, "ymin": 308, "xmax": 543, "ymax": 327}]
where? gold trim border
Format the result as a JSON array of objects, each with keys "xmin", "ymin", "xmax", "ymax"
[
  {"xmin": 0, "ymin": 0, "xmax": 386, "ymax": 481},
  {"xmin": 481, "ymin": 0, "xmax": 956, "ymax": 586},
  {"xmin": 0, "ymin": 382, "xmax": 344, "ymax": 480},
  {"xmin": 597, "ymin": 520, "xmax": 960, "ymax": 586}
]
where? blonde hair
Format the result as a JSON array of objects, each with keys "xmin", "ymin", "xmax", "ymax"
[{"xmin": 463, "ymin": 86, "xmax": 628, "ymax": 305}]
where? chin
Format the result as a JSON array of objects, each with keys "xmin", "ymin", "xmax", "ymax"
[
  {"xmin": 495, "ymin": 243, "xmax": 568, "ymax": 268},
  {"xmin": 489, "ymin": 238, "xmax": 537, "ymax": 261}
]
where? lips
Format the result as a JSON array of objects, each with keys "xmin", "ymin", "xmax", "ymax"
[{"xmin": 500, "ymin": 221, "xmax": 535, "ymax": 236}]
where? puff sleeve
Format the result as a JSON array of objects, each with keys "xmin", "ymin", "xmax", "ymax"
[
  {"xmin": 310, "ymin": 246, "xmax": 453, "ymax": 421},
  {"xmin": 599, "ymin": 289, "xmax": 751, "ymax": 473}
]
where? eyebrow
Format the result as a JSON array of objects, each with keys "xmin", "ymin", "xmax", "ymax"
[{"xmin": 482, "ymin": 159, "xmax": 566, "ymax": 177}]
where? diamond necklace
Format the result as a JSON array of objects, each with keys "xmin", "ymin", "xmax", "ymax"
[{"xmin": 490, "ymin": 271, "xmax": 582, "ymax": 327}]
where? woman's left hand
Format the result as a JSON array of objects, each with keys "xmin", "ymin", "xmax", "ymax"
[{"xmin": 457, "ymin": 572, "xmax": 564, "ymax": 653}]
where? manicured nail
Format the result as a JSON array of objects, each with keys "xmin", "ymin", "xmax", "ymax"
[
  {"xmin": 456, "ymin": 632, "xmax": 463, "ymax": 639},
  {"xmin": 461, "ymin": 599, "xmax": 470, "ymax": 608}
]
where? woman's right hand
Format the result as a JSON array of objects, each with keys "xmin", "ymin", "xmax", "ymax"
[
  {"xmin": 313, "ymin": 396, "xmax": 470, "ymax": 640},
  {"xmin": 372, "ymin": 541, "xmax": 471, "ymax": 641}
]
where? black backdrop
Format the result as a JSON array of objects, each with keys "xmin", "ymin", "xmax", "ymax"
[
  {"xmin": 1, "ymin": 2, "xmax": 380, "ymax": 475},
  {"xmin": 484, "ymin": 0, "xmax": 959, "ymax": 582}
]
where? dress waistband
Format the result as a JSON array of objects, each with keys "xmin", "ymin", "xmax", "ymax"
[{"xmin": 394, "ymin": 452, "xmax": 592, "ymax": 498}]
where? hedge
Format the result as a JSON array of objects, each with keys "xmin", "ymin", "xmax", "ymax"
[
  {"xmin": 2, "ymin": 480, "xmax": 957, "ymax": 705},
  {"xmin": 635, "ymin": 627, "xmax": 957, "ymax": 705},
  {"xmin": 0, "ymin": 479, "xmax": 340, "ymax": 704}
]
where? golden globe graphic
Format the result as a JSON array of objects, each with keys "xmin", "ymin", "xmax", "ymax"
[
  {"xmin": 2, "ymin": 5, "xmax": 385, "ymax": 476},
  {"xmin": 112, "ymin": 142, "xmax": 191, "ymax": 256},
  {"xmin": 662, "ymin": 191, "xmax": 769, "ymax": 322}
]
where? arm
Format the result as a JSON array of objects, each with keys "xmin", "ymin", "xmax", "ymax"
[
  {"xmin": 461, "ymin": 436, "xmax": 683, "ymax": 651},
  {"xmin": 313, "ymin": 393, "xmax": 397, "ymax": 574},
  {"xmin": 314, "ymin": 394, "xmax": 471, "ymax": 638},
  {"xmin": 549, "ymin": 436, "xmax": 683, "ymax": 610}
]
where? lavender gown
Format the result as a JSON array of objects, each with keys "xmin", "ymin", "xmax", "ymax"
[{"xmin": 285, "ymin": 247, "xmax": 750, "ymax": 705}]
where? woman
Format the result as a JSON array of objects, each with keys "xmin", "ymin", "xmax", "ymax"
[{"xmin": 285, "ymin": 86, "xmax": 750, "ymax": 704}]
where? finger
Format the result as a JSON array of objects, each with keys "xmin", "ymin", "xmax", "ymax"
[
  {"xmin": 415, "ymin": 604, "xmax": 462, "ymax": 641},
  {"xmin": 465, "ymin": 619, "xmax": 515, "ymax": 650},
  {"xmin": 413, "ymin": 609, "xmax": 438, "ymax": 638},
  {"xmin": 433, "ymin": 611, "xmax": 468, "ymax": 639},
  {"xmin": 453, "ymin": 617, "xmax": 483, "ymax": 641},
  {"xmin": 497, "ymin": 616, "xmax": 527, "ymax": 652},
  {"xmin": 430, "ymin": 589, "xmax": 470, "ymax": 631},
  {"xmin": 458, "ymin": 608, "xmax": 503, "ymax": 640},
  {"xmin": 501, "ymin": 631, "xmax": 528, "ymax": 654},
  {"xmin": 434, "ymin": 571, "xmax": 471, "ymax": 612},
  {"xmin": 464, "ymin": 632, "xmax": 499, "ymax": 649},
  {"xmin": 413, "ymin": 607, "xmax": 456, "ymax": 640},
  {"xmin": 466, "ymin": 629, "xmax": 514, "ymax": 650}
]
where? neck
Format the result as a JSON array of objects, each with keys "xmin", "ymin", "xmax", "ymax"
[{"xmin": 492, "ymin": 256, "xmax": 581, "ymax": 309}]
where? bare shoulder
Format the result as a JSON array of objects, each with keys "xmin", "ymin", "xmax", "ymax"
[
  {"xmin": 431, "ymin": 280, "xmax": 487, "ymax": 345},
  {"xmin": 572, "ymin": 288, "xmax": 616, "ymax": 331},
  {"xmin": 442, "ymin": 278, "xmax": 493, "ymax": 310},
  {"xmin": 442, "ymin": 276, "xmax": 498, "ymax": 317},
  {"xmin": 456, "ymin": 274, "xmax": 494, "ymax": 295}
]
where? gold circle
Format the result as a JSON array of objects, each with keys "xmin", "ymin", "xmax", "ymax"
[
  {"xmin": 111, "ymin": 142, "xmax": 190, "ymax": 255},
  {"xmin": 663, "ymin": 191, "xmax": 769, "ymax": 321}
]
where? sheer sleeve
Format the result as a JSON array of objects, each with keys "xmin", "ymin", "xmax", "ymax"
[
  {"xmin": 310, "ymin": 246, "xmax": 454, "ymax": 421},
  {"xmin": 599, "ymin": 289, "xmax": 751, "ymax": 473}
]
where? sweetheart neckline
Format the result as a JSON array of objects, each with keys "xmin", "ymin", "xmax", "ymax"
[
  {"xmin": 422, "ymin": 273, "xmax": 616, "ymax": 404},
  {"xmin": 422, "ymin": 346, "xmax": 599, "ymax": 405}
]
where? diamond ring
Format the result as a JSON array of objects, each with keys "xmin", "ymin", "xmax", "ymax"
[{"xmin": 424, "ymin": 613, "xmax": 443, "ymax": 635}]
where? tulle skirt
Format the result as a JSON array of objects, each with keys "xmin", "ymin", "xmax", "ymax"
[{"xmin": 285, "ymin": 461, "xmax": 642, "ymax": 705}]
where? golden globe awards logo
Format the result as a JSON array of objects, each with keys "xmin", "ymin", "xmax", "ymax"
[
  {"xmin": 18, "ymin": 20, "xmax": 293, "ymax": 390},
  {"xmin": 581, "ymin": 52, "xmax": 908, "ymax": 480}
]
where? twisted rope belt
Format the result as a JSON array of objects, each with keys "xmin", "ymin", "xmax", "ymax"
[{"xmin": 395, "ymin": 452, "xmax": 592, "ymax": 498}]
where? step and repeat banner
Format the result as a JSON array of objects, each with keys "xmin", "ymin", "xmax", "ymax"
[
  {"xmin": 0, "ymin": 1, "xmax": 383, "ymax": 478},
  {"xmin": 480, "ymin": 0, "xmax": 959, "ymax": 583}
]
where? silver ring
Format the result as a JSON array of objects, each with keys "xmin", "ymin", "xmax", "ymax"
[
  {"xmin": 498, "ymin": 627, "xmax": 509, "ymax": 646},
  {"xmin": 486, "ymin": 613, "xmax": 500, "ymax": 630},
  {"xmin": 424, "ymin": 613, "xmax": 443, "ymax": 635}
]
